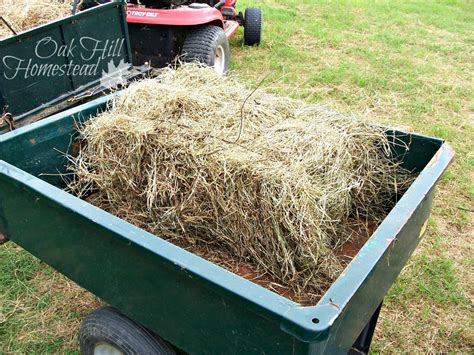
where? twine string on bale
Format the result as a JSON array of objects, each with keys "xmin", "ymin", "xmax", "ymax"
[
  {"xmin": 0, "ymin": 16, "xmax": 16, "ymax": 35},
  {"xmin": 231, "ymin": 72, "xmax": 271, "ymax": 144},
  {"xmin": 67, "ymin": 64, "xmax": 413, "ymax": 304}
]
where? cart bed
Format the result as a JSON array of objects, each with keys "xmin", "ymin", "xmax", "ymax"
[{"xmin": 0, "ymin": 96, "xmax": 453, "ymax": 354}]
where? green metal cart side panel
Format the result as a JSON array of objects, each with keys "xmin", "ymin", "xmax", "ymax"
[
  {"xmin": 278, "ymin": 143, "xmax": 453, "ymax": 345},
  {"xmin": 0, "ymin": 97, "xmax": 454, "ymax": 353},
  {"xmin": 386, "ymin": 130, "xmax": 446, "ymax": 173},
  {"xmin": 0, "ymin": 95, "xmax": 110, "ymax": 186},
  {"xmin": 1, "ymin": 28, "xmax": 71, "ymax": 111},
  {"xmin": 308, "ymin": 183, "xmax": 437, "ymax": 352},
  {"xmin": 0, "ymin": 163, "xmax": 309, "ymax": 355},
  {"xmin": 60, "ymin": 2, "xmax": 132, "ymax": 90},
  {"xmin": 0, "ymin": 1, "xmax": 131, "ymax": 131}
]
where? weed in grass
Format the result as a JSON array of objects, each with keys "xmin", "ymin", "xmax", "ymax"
[{"xmin": 0, "ymin": 244, "xmax": 100, "ymax": 353}]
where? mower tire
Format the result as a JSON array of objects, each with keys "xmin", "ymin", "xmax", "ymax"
[
  {"xmin": 182, "ymin": 25, "xmax": 230, "ymax": 75},
  {"xmin": 244, "ymin": 8, "xmax": 262, "ymax": 46}
]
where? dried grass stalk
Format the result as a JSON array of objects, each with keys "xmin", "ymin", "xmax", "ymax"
[
  {"xmin": 68, "ymin": 64, "xmax": 412, "ymax": 302},
  {"xmin": 0, "ymin": 0, "xmax": 71, "ymax": 39}
]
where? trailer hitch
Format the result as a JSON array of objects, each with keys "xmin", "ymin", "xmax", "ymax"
[
  {"xmin": 0, "ymin": 110, "xmax": 15, "ymax": 132},
  {"xmin": 4, "ymin": 115, "xmax": 14, "ymax": 131}
]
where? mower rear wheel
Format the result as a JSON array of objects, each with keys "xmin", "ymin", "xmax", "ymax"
[
  {"xmin": 244, "ymin": 8, "xmax": 262, "ymax": 46},
  {"xmin": 182, "ymin": 25, "xmax": 230, "ymax": 75}
]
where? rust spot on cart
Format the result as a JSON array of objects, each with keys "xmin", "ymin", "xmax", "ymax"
[
  {"xmin": 329, "ymin": 298, "xmax": 340, "ymax": 310},
  {"xmin": 71, "ymin": 141, "xmax": 84, "ymax": 157}
]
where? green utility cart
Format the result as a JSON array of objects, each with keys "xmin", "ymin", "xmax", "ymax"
[{"xmin": 0, "ymin": 92, "xmax": 453, "ymax": 354}]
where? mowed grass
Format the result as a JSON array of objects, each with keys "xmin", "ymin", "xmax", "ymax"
[{"xmin": 1, "ymin": 0, "xmax": 473, "ymax": 352}]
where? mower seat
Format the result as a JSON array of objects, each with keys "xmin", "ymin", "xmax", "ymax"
[{"xmin": 189, "ymin": 2, "xmax": 211, "ymax": 8}]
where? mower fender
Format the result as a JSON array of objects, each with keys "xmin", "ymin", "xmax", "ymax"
[{"xmin": 126, "ymin": 7, "xmax": 224, "ymax": 28}]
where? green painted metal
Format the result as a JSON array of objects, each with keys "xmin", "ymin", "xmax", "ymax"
[
  {"xmin": 0, "ymin": 1, "xmax": 131, "ymax": 133},
  {"xmin": 0, "ymin": 97, "xmax": 454, "ymax": 354}
]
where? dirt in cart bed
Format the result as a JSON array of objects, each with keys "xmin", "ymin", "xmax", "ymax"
[
  {"xmin": 86, "ymin": 189, "xmax": 376, "ymax": 306},
  {"xmin": 173, "ymin": 219, "xmax": 376, "ymax": 305}
]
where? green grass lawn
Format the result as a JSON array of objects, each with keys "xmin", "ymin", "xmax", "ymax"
[{"xmin": 1, "ymin": 0, "xmax": 472, "ymax": 352}]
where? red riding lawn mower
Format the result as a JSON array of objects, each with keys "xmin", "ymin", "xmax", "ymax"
[{"xmin": 81, "ymin": 0, "xmax": 262, "ymax": 75}]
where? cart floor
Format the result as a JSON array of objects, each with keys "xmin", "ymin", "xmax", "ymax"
[
  {"xmin": 202, "ymin": 222, "xmax": 374, "ymax": 305},
  {"xmin": 88, "ymin": 190, "xmax": 375, "ymax": 305}
]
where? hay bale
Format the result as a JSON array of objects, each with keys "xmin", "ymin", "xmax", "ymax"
[
  {"xmin": 68, "ymin": 64, "xmax": 411, "ymax": 301},
  {"xmin": 0, "ymin": 0, "xmax": 71, "ymax": 39}
]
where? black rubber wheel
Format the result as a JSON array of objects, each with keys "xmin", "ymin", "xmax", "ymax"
[
  {"xmin": 79, "ymin": 307, "xmax": 175, "ymax": 355},
  {"xmin": 182, "ymin": 25, "xmax": 230, "ymax": 75},
  {"xmin": 244, "ymin": 8, "xmax": 262, "ymax": 46}
]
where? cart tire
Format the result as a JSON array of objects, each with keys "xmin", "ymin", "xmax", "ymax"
[
  {"xmin": 79, "ymin": 307, "xmax": 175, "ymax": 355},
  {"xmin": 244, "ymin": 8, "xmax": 262, "ymax": 46},
  {"xmin": 182, "ymin": 25, "xmax": 230, "ymax": 75}
]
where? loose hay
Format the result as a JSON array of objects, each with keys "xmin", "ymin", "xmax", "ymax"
[
  {"xmin": 68, "ymin": 64, "xmax": 412, "ymax": 303},
  {"xmin": 0, "ymin": 0, "xmax": 71, "ymax": 39}
]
